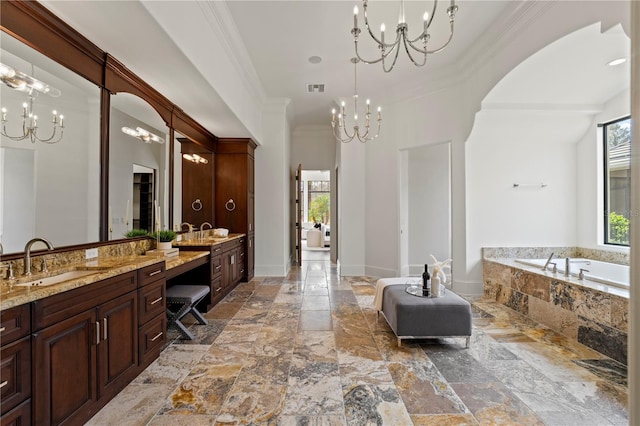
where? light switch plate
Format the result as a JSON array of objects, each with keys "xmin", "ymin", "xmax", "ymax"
[{"xmin": 85, "ymin": 248, "xmax": 98, "ymax": 259}]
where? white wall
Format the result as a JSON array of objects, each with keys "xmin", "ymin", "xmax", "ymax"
[
  {"xmin": 407, "ymin": 142, "xmax": 451, "ymax": 275},
  {"xmin": 577, "ymin": 90, "xmax": 631, "ymax": 252},
  {"xmin": 255, "ymin": 99, "xmax": 291, "ymax": 276}
]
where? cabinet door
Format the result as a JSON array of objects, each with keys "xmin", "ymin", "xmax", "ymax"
[
  {"xmin": 0, "ymin": 337, "xmax": 30, "ymax": 415},
  {"xmin": 33, "ymin": 309, "xmax": 97, "ymax": 426},
  {"xmin": 97, "ymin": 291, "xmax": 138, "ymax": 400}
]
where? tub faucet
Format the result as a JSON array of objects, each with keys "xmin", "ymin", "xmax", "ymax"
[
  {"xmin": 564, "ymin": 258, "xmax": 591, "ymax": 277},
  {"xmin": 542, "ymin": 253, "xmax": 555, "ymax": 271},
  {"xmin": 24, "ymin": 237, "xmax": 54, "ymax": 276}
]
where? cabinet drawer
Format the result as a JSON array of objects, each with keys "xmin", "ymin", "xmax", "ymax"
[
  {"xmin": 33, "ymin": 271, "xmax": 137, "ymax": 330},
  {"xmin": 211, "ymin": 255, "xmax": 222, "ymax": 278},
  {"xmin": 0, "ymin": 398, "xmax": 30, "ymax": 426},
  {"xmin": 139, "ymin": 314, "xmax": 166, "ymax": 368},
  {"xmin": 138, "ymin": 263, "xmax": 166, "ymax": 287},
  {"xmin": 138, "ymin": 280, "xmax": 166, "ymax": 326},
  {"xmin": 211, "ymin": 245, "xmax": 222, "ymax": 256},
  {"xmin": 0, "ymin": 337, "xmax": 30, "ymax": 416},
  {"xmin": 222, "ymin": 239, "xmax": 240, "ymax": 252},
  {"xmin": 0, "ymin": 305, "xmax": 30, "ymax": 345}
]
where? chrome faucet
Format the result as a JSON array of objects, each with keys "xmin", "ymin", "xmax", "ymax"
[
  {"xmin": 542, "ymin": 253, "xmax": 555, "ymax": 271},
  {"xmin": 24, "ymin": 238, "xmax": 54, "ymax": 276},
  {"xmin": 180, "ymin": 222, "xmax": 194, "ymax": 232},
  {"xmin": 200, "ymin": 222, "xmax": 212, "ymax": 232},
  {"xmin": 564, "ymin": 258, "xmax": 590, "ymax": 277},
  {"xmin": 0, "ymin": 262, "xmax": 14, "ymax": 280}
]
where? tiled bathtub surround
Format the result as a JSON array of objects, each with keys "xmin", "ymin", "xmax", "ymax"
[
  {"xmin": 483, "ymin": 253, "xmax": 629, "ymax": 364},
  {"xmin": 482, "ymin": 246, "xmax": 630, "ymax": 266}
]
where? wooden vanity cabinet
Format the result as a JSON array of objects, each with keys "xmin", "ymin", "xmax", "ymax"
[
  {"xmin": 31, "ymin": 271, "xmax": 138, "ymax": 425},
  {"xmin": 137, "ymin": 263, "xmax": 167, "ymax": 369},
  {"xmin": 0, "ymin": 304, "xmax": 31, "ymax": 425},
  {"xmin": 215, "ymin": 138, "xmax": 255, "ymax": 282}
]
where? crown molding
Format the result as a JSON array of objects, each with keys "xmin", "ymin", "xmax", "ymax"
[{"xmin": 200, "ymin": 1, "xmax": 267, "ymax": 106}]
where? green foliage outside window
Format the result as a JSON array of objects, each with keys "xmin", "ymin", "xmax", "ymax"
[
  {"xmin": 608, "ymin": 212, "xmax": 630, "ymax": 245},
  {"xmin": 309, "ymin": 194, "xmax": 330, "ymax": 224}
]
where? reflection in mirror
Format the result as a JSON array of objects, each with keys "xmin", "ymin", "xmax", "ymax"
[
  {"xmin": 0, "ymin": 31, "xmax": 101, "ymax": 254},
  {"xmin": 109, "ymin": 93, "xmax": 169, "ymax": 239}
]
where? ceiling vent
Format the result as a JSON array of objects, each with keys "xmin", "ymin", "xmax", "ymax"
[{"xmin": 306, "ymin": 83, "xmax": 325, "ymax": 93}]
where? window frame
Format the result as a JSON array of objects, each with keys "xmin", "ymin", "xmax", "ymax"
[{"xmin": 602, "ymin": 115, "xmax": 631, "ymax": 247}]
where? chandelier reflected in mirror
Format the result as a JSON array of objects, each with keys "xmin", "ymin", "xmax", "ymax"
[
  {"xmin": 352, "ymin": 0, "xmax": 458, "ymax": 72},
  {"xmin": 331, "ymin": 58, "xmax": 382, "ymax": 143},
  {"xmin": 0, "ymin": 62, "xmax": 65, "ymax": 144}
]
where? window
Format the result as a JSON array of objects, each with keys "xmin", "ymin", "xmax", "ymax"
[
  {"xmin": 603, "ymin": 116, "xmax": 631, "ymax": 246},
  {"xmin": 307, "ymin": 180, "xmax": 330, "ymax": 224}
]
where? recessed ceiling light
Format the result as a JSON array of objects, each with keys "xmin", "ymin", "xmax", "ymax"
[
  {"xmin": 308, "ymin": 56, "xmax": 322, "ymax": 64},
  {"xmin": 607, "ymin": 57, "xmax": 627, "ymax": 67}
]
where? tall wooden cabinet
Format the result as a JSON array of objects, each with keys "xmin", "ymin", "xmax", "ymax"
[
  {"xmin": 215, "ymin": 138, "xmax": 256, "ymax": 282},
  {"xmin": 180, "ymin": 140, "xmax": 215, "ymax": 229}
]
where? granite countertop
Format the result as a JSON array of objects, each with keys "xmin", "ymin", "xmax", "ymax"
[
  {"xmin": 171, "ymin": 233, "xmax": 245, "ymax": 247},
  {"xmin": 0, "ymin": 250, "xmax": 210, "ymax": 311},
  {"xmin": 484, "ymin": 257, "xmax": 629, "ymax": 299}
]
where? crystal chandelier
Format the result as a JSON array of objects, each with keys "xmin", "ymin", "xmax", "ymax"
[
  {"xmin": 0, "ymin": 62, "xmax": 65, "ymax": 144},
  {"xmin": 331, "ymin": 58, "xmax": 382, "ymax": 143},
  {"xmin": 352, "ymin": 0, "xmax": 459, "ymax": 72},
  {"xmin": 121, "ymin": 126, "xmax": 165, "ymax": 144}
]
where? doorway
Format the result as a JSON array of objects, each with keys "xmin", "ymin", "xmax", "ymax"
[
  {"xmin": 300, "ymin": 169, "xmax": 331, "ymax": 262},
  {"xmin": 132, "ymin": 164, "xmax": 155, "ymax": 232}
]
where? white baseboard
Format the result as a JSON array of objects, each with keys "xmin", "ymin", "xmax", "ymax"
[
  {"xmin": 365, "ymin": 265, "xmax": 399, "ymax": 279},
  {"xmin": 255, "ymin": 264, "xmax": 290, "ymax": 277},
  {"xmin": 452, "ymin": 279, "xmax": 483, "ymax": 297},
  {"xmin": 339, "ymin": 264, "xmax": 366, "ymax": 276}
]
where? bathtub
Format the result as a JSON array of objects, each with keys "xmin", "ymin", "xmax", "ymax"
[{"xmin": 515, "ymin": 258, "xmax": 629, "ymax": 289}]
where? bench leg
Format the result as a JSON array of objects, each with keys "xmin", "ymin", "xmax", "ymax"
[
  {"xmin": 465, "ymin": 336, "xmax": 470, "ymax": 349},
  {"xmin": 189, "ymin": 306, "xmax": 208, "ymax": 325},
  {"xmin": 167, "ymin": 303, "xmax": 196, "ymax": 340}
]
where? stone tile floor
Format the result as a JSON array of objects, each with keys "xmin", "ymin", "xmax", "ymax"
[{"xmin": 88, "ymin": 259, "xmax": 628, "ymax": 425}]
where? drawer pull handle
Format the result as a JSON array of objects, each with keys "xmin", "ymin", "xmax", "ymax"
[
  {"xmin": 96, "ymin": 321, "xmax": 101, "ymax": 344},
  {"xmin": 215, "ymin": 265, "xmax": 221, "ymax": 271},
  {"xmin": 0, "ymin": 326, "xmax": 5, "ymax": 333},
  {"xmin": 0, "ymin": 380, "xmax": 8, "ymax": 389},
  {"xmin": 151, "ymin": 332, "xmax": 163, "ymax": 342},
  {"xmin": 103, "ymin": 318, "xmax": 108, "ymax": 340},
  {"xmin": 150, "ymin": 297, "xmax": 163, "ymax": 305},
  {"xmin": 149, "ymin": 270, "xmax": 162, "ymax": 277},
  {"xmin": 216, "ymin": 287, "xmax": 222, "ymax": 293}
]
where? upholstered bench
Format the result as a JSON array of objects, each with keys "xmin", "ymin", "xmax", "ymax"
[
  {"xmin": 376, "ymin": 280, "xmax": 472, "ymax": 347},
  {"xmin": 165, "ymin": 285, "xmax": 210, "ymax": 340}
]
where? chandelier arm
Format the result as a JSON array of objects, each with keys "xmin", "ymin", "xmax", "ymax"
[
  {"xmin": 425, "ymin": 23, "xmax": 455, "ymax": 54},
  {"xmin": 403, "ymin": 36, "xmax": 428, "ymax": 67},
  {"xmin": 361, "ymin": 0, "xmax": 384, "ymax": 47},
  {"xmin": 332, "ymin": 123, "xmax": 354, "ymax": 143},
  {"xmin": 31, "ymin": 125, "xmax": 62, "ymax": 143},
  {"xmin": 354, "ymin": 28, "xmax": 401, "ymax": 65},
  {"xmin": 382, "ymin": 40, "xmax": 402, "ymax": 73},
  {"xmin": 1, "ymin": 123, "xmax": 29, "ymax": 141}
]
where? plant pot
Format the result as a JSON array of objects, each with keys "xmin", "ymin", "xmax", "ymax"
[{"xmin": 157, "ymin": 241, "xmax": 172, "ymax": 250}]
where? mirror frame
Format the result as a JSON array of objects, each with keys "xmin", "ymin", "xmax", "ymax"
[{"xmin": 0, "ymin": 0, "xmax": 217, "ymax": 258}]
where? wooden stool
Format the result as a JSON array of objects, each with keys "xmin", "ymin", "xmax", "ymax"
[{"xmin": 165, "ymin": 285, "xmax": 210, "ymax": 340}]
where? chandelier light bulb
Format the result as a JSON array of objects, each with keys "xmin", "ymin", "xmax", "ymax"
[
  {"xmin": 377, "ymin": 106, "xmax": 382, "ymax": 112},
  {"xmin": 366, "ymin": 99, "xmax": 370, "ymax": 105},
  {"xmin": 341, "ymin": 100, "xmax": 346, "ymax": 107},
  {"xmin": 331, "ymin": 108, "xmax": 336, "ymax": 114},
  {"xmin": 354, "ymin": 114, "xmax": 358, "ymax": 120}
]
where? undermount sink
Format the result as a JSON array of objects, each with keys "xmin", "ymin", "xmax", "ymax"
[{"xmin": 14, "ymin": 270, "xmax": 99, "ymax": 287}]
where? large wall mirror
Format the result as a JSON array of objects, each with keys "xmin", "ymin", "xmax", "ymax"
[
  {"xmin": 0, "ymin": 30, "xmax": 101, "ymax": 254},
  {"xmin": 109, "ymin": 93, "xmax": 170, "ymax": 239}
]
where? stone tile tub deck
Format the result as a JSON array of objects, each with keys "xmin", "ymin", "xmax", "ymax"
[{"xmin": 482, "ymin": 247, "xmax": 628, "ymax": 364}]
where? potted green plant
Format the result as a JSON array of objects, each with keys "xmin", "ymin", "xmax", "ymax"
[
  {"xmin": 124, "ymin": 229, "xmax": 149, "ymax": 238},
  {"xmin": 151, "ymin": 229, "xmax": 177, "ymax": 250}
]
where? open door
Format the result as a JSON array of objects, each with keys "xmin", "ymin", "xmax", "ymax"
[{"xmin": 296, "ymin": 163, "xmax": 302, "ymax": 265}]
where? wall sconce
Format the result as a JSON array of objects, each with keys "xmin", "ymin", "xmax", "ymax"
[
  {"xmin": 182, "ymin": 153, "xmax": 208, "ymax": 164},
  {"xmin": 121, "ymin": 126, "xmax": 164, "ymax": 144}
]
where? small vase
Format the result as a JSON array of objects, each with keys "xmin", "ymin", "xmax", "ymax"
[{"xmin": 157, "ymin": 241, "xmax": 172, "ymax": 250}]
